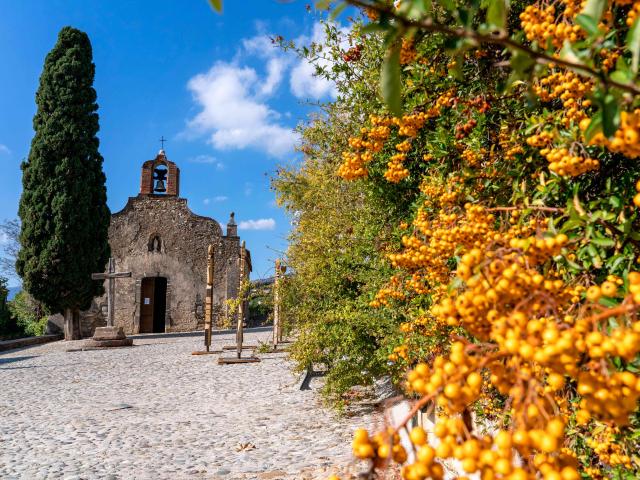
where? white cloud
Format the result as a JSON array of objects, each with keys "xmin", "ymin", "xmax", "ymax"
[
  {"xmin": 0, "ymin": 144, "xmax": 10, "ymax": 155},
  {"xmin": 185, "ymin": 23, "xmax": 350, "ymax": 159},
  {"xmin": 289, "ymin": 22, "xmax": 348, "ymax": 100},
  {"xmin": 239, "ymin": 218, "xmax": 276, "ymax": 231},
  {"xmin": 186, "ymin": 60, "xmax": 298, "ymax": 158},
  {"xmin": 189, "ymin": 154, "xmax": 225, "ymax": 170},
  {"xmin": 261, "ymin": 56, "xmax": 288, "ymax": 96},
  {"xmin": 203, "ymin": 196, "xmax": 228, "ymax": 205}
]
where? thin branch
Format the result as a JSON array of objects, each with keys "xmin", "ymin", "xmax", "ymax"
[
  {"xmin": 346, "ymin": 0, "xmax": 640, "ymax": 96},
  {"xmin": 486, "ymin": 206, "xmax": 564, "ymax": 212}
]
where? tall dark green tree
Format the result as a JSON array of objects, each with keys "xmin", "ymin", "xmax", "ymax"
[
  {"xmin": 0, "ymin": 276, "xmax": 17, "ymax": 337},
  {"xmin": 17, "ymin": 27, "xmax": 110, "ymax": 340}
]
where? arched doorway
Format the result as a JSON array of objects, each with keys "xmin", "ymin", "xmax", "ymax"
[{"xmin": 140, "ymin": 277, "xmax": 167, "ymax": 333}]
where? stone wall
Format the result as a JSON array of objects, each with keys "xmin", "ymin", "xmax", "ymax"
[{"xmin": 80, "ymin": 195, "xmax": 247, "ymax": 336}]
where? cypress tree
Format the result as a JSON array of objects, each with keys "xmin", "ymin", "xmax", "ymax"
[{"xmin": 17, "ymin": 27, "xmax": 110, "ymax": 340}]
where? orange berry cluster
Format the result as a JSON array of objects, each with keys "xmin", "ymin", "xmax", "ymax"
[
  {"xmin": 561, "ymin": 0, "xmax": 584, "ymax": 19},
  {"xmin": 429, "ymin": 89, "xmax": 456, "ymax": 116},
  {"xmin": 526, "ymin": 130, "xmax": 554, "ymax": 148},
  {"xmin": 364, "ymin": 7, "xmax": 378, "ymax": 21},
  {"xmin": 586, "ymin": 426, "xmax": 633, "ymax": 469},
  {"xmin": 520, "ymin": 5, "xmax": 582, "ymax": 48},
  {"xmin": 388, "ymin": 343, "xmax": 409, "ymax": 362},
  {"xmin": 499, "ymin": 124, "xmax": 525, "ymax": 160},
  {"xmin": 407, "ymin": 343, "xmax": 483, "ymax": 413},
  {"xmin": 371, "ymin": 274, "xmax": 405, "ymax": 307},
  {"xmin": 585, "ymin": 274, "xmax": 624, "ymax": 302},
  {"xmin": 420, "ymin": 177, "xmax": 462, "ymax": 207},
  {"xmin": 338, "ymin": 115, "xmax": 392, "ymax": 180},
  {"xmin": 540, "ymin": 146, "xmax": 599, "ymax": 177},
  {"xmin": 575, "ymin": 369, "xmax": 640, "ymax": 425},
  {"xmin": 585, "ymin": 109, "xmax": 640, "ymax": 159},
  {"xmin": 627, "ymin": 1, "xmax": 640, "ymax": 26},
  {"xmin": 352, "ymin": 427, "xmax": 408, "ymax": 465},
  {"xmin": 388, "ymin": 204, "xmax": 494, "ymax": 286},
  {"xmin": 598, "ymin": 48, "xmax": 619, "ymax": 71},
  {"xmin": 341, "ymin": 44, "xmax": 362, "ymax": 63},
  {"xmin": 533, "ymin": 69, "xmax": 591, "ymax": 125},
  {"xmin": 385, "ymin": 153, "xmax": 410, "ymax": 182},
  {"xmin": 461, "ymin": 147, "xmax": 485, "ymax": 167},
  {"xmin": 394, "ymin": 112, "xmax": 428, "ymax": 137},
  {"xmin": 338, "ymin": 151, "xmax": 369, "ymax": 180},
  {"xmin": 400, "ymin": 38, "xmax": 417, "ymax": 65},
  {"xmin": 339, "ymin": 110, "xmax": 438, "ymax": 182},
  {"xmin": 454, "ymin": 118, "xmax": 477, "ymax": 140}
]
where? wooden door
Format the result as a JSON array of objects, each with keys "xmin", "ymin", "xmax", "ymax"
[
  {"xmin": 140, "ymin": 278, "xmax": 155, "ymax": 333},
  {"xmin": 153, "ymin": 278, "xmax": 167, "ymax": 333}
]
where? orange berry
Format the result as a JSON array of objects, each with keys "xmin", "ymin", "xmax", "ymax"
[{"xmin": 409, "ymin": 426, "xmax": 427, "ymax": 446}]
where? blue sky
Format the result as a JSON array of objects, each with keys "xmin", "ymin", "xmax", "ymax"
[{"xmin": 0, "ymin": 1, "xmax": 341, "ymax": 285}]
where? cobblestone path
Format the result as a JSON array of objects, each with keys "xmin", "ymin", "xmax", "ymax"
[{"xmin": 0, "ymin": 330, "xmax": 378, "ymax": 480}]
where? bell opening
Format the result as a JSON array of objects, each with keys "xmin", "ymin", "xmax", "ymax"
[{"xmin": 152, "ymin": 165, "xmax": 168, "ymax": 194}]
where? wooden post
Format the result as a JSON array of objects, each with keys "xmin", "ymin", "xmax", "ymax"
[
  {"xmin": 236, "ymin": 241, "xmax": 246, "ymax": 359},
  {"xmin": 273, "ymin": 259, "xmax": 286, "ymax": 348},
  {"xmin": 217, "ymin": 241, "xmax": 259, "ymax": 364},
  {"xmin": 273, "ymin": 259, "xmax": 280, "ymax": 348},
  {"xmin": 63, "ymin": 308, "xmax": 81, "ymax": 340},
  {"xmin": 204, "ymin": 244, "xmax": 215, "ymax": 352}
]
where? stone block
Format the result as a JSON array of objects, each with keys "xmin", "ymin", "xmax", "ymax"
[
  {"xmin": 92, "ymin": 326, "xmax": 126, "ymax": 340},
  {"xmin": 81, "ymin": 337, "xmax": 133, "ymax": 348}
]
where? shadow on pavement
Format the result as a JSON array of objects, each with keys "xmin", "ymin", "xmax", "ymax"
[
  {"xmin": 0, "ymin": 355, "xmax": 38, "ymax": 365},
  {"xmin": 128, "ymin": 326, "xmax": 271, "ymax": 341}
]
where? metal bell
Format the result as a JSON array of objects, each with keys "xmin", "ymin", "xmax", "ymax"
[{"xmin": 154, "ymin": 179, "xmax": 166, "ymax": 192}]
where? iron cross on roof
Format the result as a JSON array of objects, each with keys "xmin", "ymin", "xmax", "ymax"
[{"xmin": 159, "ymin": 136, "xmax": 167, "ymax": 150}]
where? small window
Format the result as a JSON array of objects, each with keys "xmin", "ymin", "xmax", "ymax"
[{"xmin": 148, "ymin": 235, "xmax": 162, "ymax": 253}]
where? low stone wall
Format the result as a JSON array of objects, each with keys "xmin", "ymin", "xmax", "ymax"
[{"xmin": 0, "ymin": 334, "xmax": 63, "ymax": 353}]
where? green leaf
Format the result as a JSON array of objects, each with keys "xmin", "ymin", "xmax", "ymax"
[
  {"xmin": 438, "ymin": 0, "xmax": 456, "ymax": 13},
  {"xmin": 608, "ymin": 195, "xmax": 622, "ymax": 209},
  {"xmin": 506, "ymin": 49, "xmax": 535, "ymax": 87},
  {"xmin": 381, "ymin": 46, "xmax": 403, "ymax": 116},
  {"xmin": 601, "ymin": 93, "xmax": 620, "ymax": 137},
  {"xmin": 580, "ymin": 0, "xmax": 607, "ymax": 25},
  {"xmin": 330, "ymin": 2, "xmax": 348, "ymax": 20},
  {"xmin": 610, "ymin": 69, "xmax": 632, "ymax": 84},
  {"xmin": 208, "ymin": 0, "xmax": 222, "ymax": 12},
  {"xmin": 591, "ymin": 236, "xmax": 615, "ymax": 247},
  {"xmin": 560, "ymin": 40, "xmax": 581, "ymax": 64},
  {"xmin": 575, "ymin": 13, "xmax": 600, "ymax": 37},
  {"xmin": 487, "ymin": 0, "xmax": 509, "ymax": 30},
  {"xmin": 423, "ymin": 0, "xmax": 433, "ymax": 16},
  {"xmin": 583, "ymin": 112, "xmax": 603, "ymax": 142},
  {"xmin": 448, "ymin": 54, "xmax": 464, "ymax": 80},
  {"xmin": 627, "ymin": 17, "xmax": 640, "ymax": 74},
  {"xmin": 399, "ymin": 0, "xmax": 430, "ymax": 19},
  {"xmin": 361, "ymin": 23, "xmax": 388, "ymax": 34},
  {"xmin": 606, "ymin": 254, "xmax": 626, "ymax": 272},
  {"xmin": 315, "ymin": 0, "xmax": 331, "ymax": 10}
]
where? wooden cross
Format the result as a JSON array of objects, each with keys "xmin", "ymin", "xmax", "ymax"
[
  {"xmin": 205, "ymin": 244, "xmax": 215, "ymax": 352},
  {"xmin": 92, "ymin": 258, "xmax": 132, "ymax": 327},
  {"xmin": 236, "ymin": 241, "xmax": 246, "ymax": 359},
  {"xmin": 159, "ymin": 136, "xmax": 167, "ymax": 150}
]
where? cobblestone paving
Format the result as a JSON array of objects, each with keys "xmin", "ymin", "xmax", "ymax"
[{"xmin": 0, "ymin": 330, "xmax": 379, "ymax": 480}]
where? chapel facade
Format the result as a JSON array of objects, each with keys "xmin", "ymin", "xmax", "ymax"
[{"xmin": 76, "ymin": 150, "xmax": 251, "ymax": 337}]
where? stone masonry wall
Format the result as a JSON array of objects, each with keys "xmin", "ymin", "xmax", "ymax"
[{"xmin": 81, "ymin": 195, "xmax": 245, "ymax": 335}]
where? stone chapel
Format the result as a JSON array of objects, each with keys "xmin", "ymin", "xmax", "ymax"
[{"xmin": 73, "ymin": 150, "xmax": 251, "ymax": 337}]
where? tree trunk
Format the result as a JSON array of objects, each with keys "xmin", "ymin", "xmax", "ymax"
[{"xmin": 63, "ymin": 308, "xmax": 81, "ymax": 340}]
